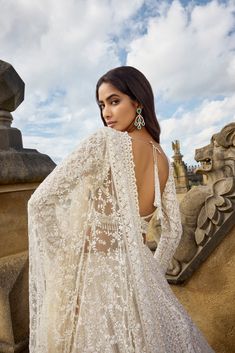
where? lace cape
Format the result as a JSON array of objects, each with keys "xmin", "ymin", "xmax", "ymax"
[{"xmin": 28, "ymin": 127, "xmax": 214, "ymax": 353}]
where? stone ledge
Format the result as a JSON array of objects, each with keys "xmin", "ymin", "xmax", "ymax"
[
  {"xmin": 0, "ymin": 149, "xmax": 56, "ymax": 184},
  {"xmin": 0, "ymin": 183, "xmax": 39, "ymax": 194}
]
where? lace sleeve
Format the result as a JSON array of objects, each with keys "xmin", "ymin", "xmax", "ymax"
[
  {"xmin": 28, "ymin": 128, "xmax": 108, "ymax": 210},
  {"xmin": 153, "ymin": 163, "xmax": 182, "ymax": 274},
  {"xmin": 27, "ymin": 128, "xmax": 109, "ymax": 352}
]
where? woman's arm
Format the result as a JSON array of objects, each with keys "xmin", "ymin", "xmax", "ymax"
[
  {"xmin": 28, "ymin": 128, "xmax": 108, "ymax": 210},
  {"xmin": 153, "ymin": 163, "xmax": 182, "ymax": 274}
]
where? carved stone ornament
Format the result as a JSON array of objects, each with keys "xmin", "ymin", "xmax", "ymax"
[
  {"xmin": 0, "ymin": 59, "xmax": 56, "ymax": 185},
  {"xmin": 166, "ymin": 122, "xmax": 235, "ymax": 283},
  {"xmin": 171, "ymin": 139, "xmax": 189, "ymax": 193},
  {"xmin": 0, "ymin": 60, "xmax": 25, "ymax": 112}
]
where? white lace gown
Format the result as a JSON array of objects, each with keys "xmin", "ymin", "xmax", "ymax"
[{"xmin": 28, "ymin": 127, "xmax": 215, "ymax": 353}]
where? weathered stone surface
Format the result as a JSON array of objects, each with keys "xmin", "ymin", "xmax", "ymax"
[
  {"xmin": 0, "ymin": 60, "xmax": 55, "ymax": 352},
  {"xmin": 172, "ymin": 140, "xmax": 189, "ymax": 193},
  {"xmin": 0, "ymin": 60, "xmax": 25, "ymax": 112},
  {"xmin": 0, "ymin": 186, "xmax": 37, "ymax": 258},
  {"xmin": 171, "ymin": 224, "xmax": 235, "ymax": 353},
  {"xmin": 10, "ymin": 259, "xmax": 29, "ymax": 350},
  {"xmin": 195, "ymin": 122, "xmax": 235, "ymax": 184},
  {"xmin": 0, "ymin": 184, "xmax": 37, "ymax": 353},
  {"xmin": 165, "ymin": 122, "xmax": 235, "ymax": 283},
  {"xmin": 0, "ymin": 110, "xmax": 23, "ymax": 151},
  {"xmin": 175, "ymin": 185, "xmax": 212, "ymax": 262},
  {"xmin": 0, "ymin": 68, "xmax": 56, "ymax": 184},
  {"xmin": 0, "ymin": 150, "xmax": 56, "ymax": 184},
  {"xmin": 0, "ymin": 252, "xmax": 28, "ymax": 353},
  {"xmin": 0, "ymin": 127, "xmax": 23, "ymax": 151}
]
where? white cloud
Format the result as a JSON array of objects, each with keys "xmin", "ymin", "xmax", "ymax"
[
  {"xmin": 1, "ymin": 0, "xmax": 234, "ymax": 167},
  {"xmin": 127, "ymin": 0, "xmax": 235, "ymax": 101},
  {"xmin": 1, "ymin": 0, "xmax": 145, "ymax": 160},
  {"xmin": 1, "ymin": 0, "xmax": 147, "ymax": 103},
  {"xmin": 160, "ymin": 94, "xmax": 235, "ymax": 164}
]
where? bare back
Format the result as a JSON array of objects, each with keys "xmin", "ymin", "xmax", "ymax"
[{"xmin": 130, "ymin": 135, "xmax": 169, "ymax": 220}]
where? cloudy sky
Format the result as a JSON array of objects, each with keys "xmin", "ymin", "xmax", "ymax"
[{"xmin": 1, "ymin": 0, "xmax": 234, "ymax": 165}]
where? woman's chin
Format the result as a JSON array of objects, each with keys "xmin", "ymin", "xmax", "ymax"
[
  {"xmin": 111, "ymin": 125, "xmax": 121, "ymax": 131},
  {"xmin": 107, "ymin": 124, "xmax": 126, "ymax": 132}
]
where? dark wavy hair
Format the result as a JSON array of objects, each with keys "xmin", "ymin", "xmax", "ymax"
[{"xmin": 96, "ymin": 66, "xmax": 161, "ymax": 143}]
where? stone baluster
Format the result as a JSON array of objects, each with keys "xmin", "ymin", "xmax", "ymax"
[{"xmin": 0, "ymin": 60, "xmax": 56, "ymax": 353}]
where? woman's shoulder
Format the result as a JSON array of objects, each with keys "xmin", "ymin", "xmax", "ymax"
[
  {"xmin": 70, "ymin": 127, "xmax": 109, "ymax": 154},
  {"xmin": 78, "ymin": 126, "xmax": 123, "ymax": 144},
  {"xmin": 82, "ymin": 127, "xmax": 128, "ymax": 149}
]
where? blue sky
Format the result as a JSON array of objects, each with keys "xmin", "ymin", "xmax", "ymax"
[{"xmin": 1, "ymin": 0, "xmax": 234, "ymax": 165}]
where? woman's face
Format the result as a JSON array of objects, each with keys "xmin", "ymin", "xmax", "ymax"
[{"xmin": 98, "ymin": 82, "xmax": 139, "ymax": 132}]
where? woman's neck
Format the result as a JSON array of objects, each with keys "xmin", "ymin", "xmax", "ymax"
[{"xmin": 127, "ymin": 127, "xmax": 153, "ymax": 141}]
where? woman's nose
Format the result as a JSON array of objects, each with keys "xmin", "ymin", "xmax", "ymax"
[{"xmin": 103, "ymin": 105, "xmax": 111, "ymax": 119}]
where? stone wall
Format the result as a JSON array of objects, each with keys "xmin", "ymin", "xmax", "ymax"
[
  {"xmin": 171, "ymin": 225, "xmax": 235, "ymax": 353},
  {"xmin": 0, "ymin": 184, "xmax": 37, "ymax": 256},
  {"xmin": 0, "ymin": 184, "xmax": 38, "ymax": 353}
]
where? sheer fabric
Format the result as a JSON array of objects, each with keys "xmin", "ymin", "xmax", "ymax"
[{"xmin": 28, "ymin": 127, "xmax": 214, "ymax": 353}]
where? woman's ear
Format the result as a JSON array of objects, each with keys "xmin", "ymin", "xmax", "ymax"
[{"xmin": 133, "ymin": 101, "xmax": 143, "ymax": 110}]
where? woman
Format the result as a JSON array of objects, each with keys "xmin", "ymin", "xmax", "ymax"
[{"xmin": 28, "ymin": 66, "xmax": 215, "ymax": 352}]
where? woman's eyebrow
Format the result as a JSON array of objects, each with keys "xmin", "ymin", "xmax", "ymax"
[{"xmin": 98, "ymin": 93, "xmax": 120, "ymax": 103}]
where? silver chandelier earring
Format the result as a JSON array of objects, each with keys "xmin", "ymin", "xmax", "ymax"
[{"xmin": 134, "ymin": 107, "xmax": 145, "ymax": 130}]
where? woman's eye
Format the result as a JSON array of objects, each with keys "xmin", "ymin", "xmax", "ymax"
[{"xmin": 111, "ymin": 100, "xmax": 119, "ymax": 105}]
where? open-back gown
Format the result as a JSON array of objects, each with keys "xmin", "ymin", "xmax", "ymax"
[{"xmin": 28, "ymin": 127, "xmax": 215, "ymax": 353}]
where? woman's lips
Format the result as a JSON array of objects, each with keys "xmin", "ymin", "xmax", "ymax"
[{"xmin": 107, "ymin": 121, "xmax": 117, "ymax": 127}]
